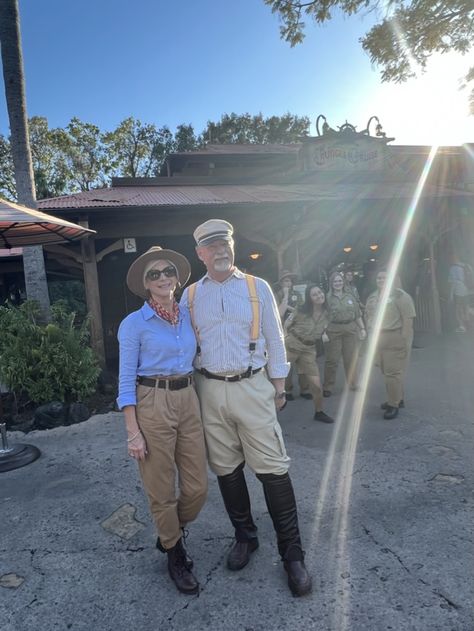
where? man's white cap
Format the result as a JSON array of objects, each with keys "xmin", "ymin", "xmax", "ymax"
[{"xmin": 193, "ymin": 219, "xmax": 234, "ymax": 247}]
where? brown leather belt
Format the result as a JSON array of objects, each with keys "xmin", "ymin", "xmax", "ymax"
[
  {"xmin": 137, "ymin": 375, "xmax": 193, "ymax": 390},
  {"xmin": 332, "ymin": 319, "xmax": 355, "ymax": 325},
  {"xmin": 199, "ymin": 367, "xmax": 262, "ymax": 382}
]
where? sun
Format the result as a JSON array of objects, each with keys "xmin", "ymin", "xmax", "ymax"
[{"xmin": 367, "ymin": 52, "xmax": 474, "ymax": 146}]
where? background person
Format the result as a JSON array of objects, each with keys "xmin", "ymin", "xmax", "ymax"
[
  {"xmin": 285, "ymin": 284, "xmax": 334, "ymax": 423},
  {"xmin": 182, "ymin": 219, "xmax": 312, "ymax": 597},
  {"xmin": 117, "ymin": 246, "xmax": 208, "ymax": 595},
  {"xmin": 275, "ymin": 270, "xmax": 311, "ymax": 400},
  {"xmin": 323, "ymin": 271, "xmax": 366, "ymax": 397},
  {"xmin": 365, "ymin": 269, "xmax": 416, "ymax": 420},
  {"xmin": 448, "ymin": 254, "xmax": 471, "ymax": 333}
]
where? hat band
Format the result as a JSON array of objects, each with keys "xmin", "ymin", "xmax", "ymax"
[{"xmin": 197, "ymin": 231, "xmax": 232, "ymax": 246}]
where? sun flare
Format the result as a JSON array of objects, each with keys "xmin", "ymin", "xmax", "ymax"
[{"xmin": 367, "ymin": 52, "xmax": 473, "ymax": 146}]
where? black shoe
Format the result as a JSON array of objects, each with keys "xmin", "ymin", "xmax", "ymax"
[
  {"xmin": 167, "ymin": 539, "xmax": 199, "ymax": 594},
  {"xmin": 284, "ymin": 560, "xmax": 313, "ymax": 597},
  {"xmin": 300, "ymin": 392, "xmax": 313, "ymax": 400},
  {"xmin": 227, "ymin": 538, "xmax": 259, "ymax": 571},
  {"xmin": 157, "ymin": 535, "xmax": 193, "ymax": 569},
  {"xmin": 383, "ymin": 405, "xmax": 399, "ymax": 420},
  {"xmin": 381, "ymin": 400, "xmax": 404, "ymax": 410},
  {"xmin": 313, "ymin": 411, "xmax": 334, "ymax": 424},
  {"xmin": 285, "ymin": 393, "xmax": 295, "ymax": 401},
  {"xmin": 323, "ymin": 390, "xmax": 332, "ymax": 398}
]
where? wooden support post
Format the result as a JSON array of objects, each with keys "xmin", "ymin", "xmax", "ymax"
[
  {"xmin": 429, "ymin": 241, "xmax": 442, "ymax": 335},
  {"xmin": 80, "ymin": 223, "xmax": 106, "ymax": 368}
]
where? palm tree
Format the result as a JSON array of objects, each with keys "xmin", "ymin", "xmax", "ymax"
[{"xmin": 0, "ymin": 0, "xmax": 50, "ymax": 320}]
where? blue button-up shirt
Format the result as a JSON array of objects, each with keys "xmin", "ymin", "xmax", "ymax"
[{"xmin": 116, "ymin": 302, "xmax": 196, "ymax": 409}]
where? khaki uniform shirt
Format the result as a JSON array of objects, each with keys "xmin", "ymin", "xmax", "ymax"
[
  {"xmin": 365, "ymin": 289, "xmax": 416, "ymax": 331},
  {"xmin": 326, "ymin": 291, "xmax": 361, "ymax": 325},
  {"xmin": 286, "ymin": 310, "xmax": 329, "ymax": 350}
]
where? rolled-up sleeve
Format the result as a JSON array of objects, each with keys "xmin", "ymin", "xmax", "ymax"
[
  {"xmin": 117, "ymin": 316, "xmax": 140, "ymax": 409},
  {"xmin": 259, "ymin": 279, "xmax": 290, "ymax": 378}
]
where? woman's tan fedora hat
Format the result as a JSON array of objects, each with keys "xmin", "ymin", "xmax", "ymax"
[{"xmin": 126, "ymin": 246, "xmax": 191, "ymax": 299}]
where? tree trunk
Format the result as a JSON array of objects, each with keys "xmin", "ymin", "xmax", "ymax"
[{"xmin": 0, "ymin": 0, "xmax": 51, "ymax": 320}]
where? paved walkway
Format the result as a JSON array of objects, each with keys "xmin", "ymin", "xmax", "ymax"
[{"xmin": 1, "ymin": 333, "xmax": 473, "ymax": 630}]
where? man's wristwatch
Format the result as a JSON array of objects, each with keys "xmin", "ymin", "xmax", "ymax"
[{"xmin": 275, "ymin": 391, "xmax": 286, "ymax": 400}]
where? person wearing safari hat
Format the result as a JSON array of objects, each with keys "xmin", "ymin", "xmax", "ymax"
[
  {"xmin": 181, "ymin": 219, "xmax": 312, "ymax": 597},
  {"xmin": 117, "ymin": 246, "xmax": 208, "ymax": 595}
]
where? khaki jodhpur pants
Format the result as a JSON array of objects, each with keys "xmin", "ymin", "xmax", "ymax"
[
  {"xmin": 324, "ymin": 322, "xmax": 359, "ymax": 391},
  {"xmin": 194, "ymin": 370, "xmax": 290, "ymax": 477},
  {"xmin": 136, "ymin": 382, "xmax": 208, "ymax": 550},
  {"xmin": 376, "ymin": 330, "xmax": 412, "ymax": 407}
]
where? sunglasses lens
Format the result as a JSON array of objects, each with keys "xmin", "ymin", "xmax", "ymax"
[{"xmin": 146, "ymin": 266, "xmax": 177, "ymax": 281}]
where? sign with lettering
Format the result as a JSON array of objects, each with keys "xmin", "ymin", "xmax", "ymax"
[{"xmin": 301, "ymin": 136, "xmax": 388, "ymax": 172}]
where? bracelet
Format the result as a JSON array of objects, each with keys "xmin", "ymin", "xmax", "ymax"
[{"xmin": 127, "ymin": 430, "xmax": 142, "ymax": 443}]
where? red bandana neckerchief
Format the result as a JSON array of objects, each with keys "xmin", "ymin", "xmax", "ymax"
[{"xmin": 148, "ymin": 298, "xmax": 180, "ymax": 325}]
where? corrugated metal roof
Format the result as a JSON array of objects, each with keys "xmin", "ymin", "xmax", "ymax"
[{"xmin": 38, "ymin": 181, "xmax": 472, "ymax": 212}]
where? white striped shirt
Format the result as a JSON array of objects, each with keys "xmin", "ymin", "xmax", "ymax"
[{"xmin": 180, "ymin": 268, "xmax": 289, "ymax": 378}]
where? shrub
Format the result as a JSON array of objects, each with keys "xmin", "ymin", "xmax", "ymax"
[{"xmin": 0, "ymin": 300, "xmax": 100, "ymax": 404}]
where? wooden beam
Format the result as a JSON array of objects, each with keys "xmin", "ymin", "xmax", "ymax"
[
  {"xmin": 96, "ymin": 239, "xmax": 123, "ymax": 263},
  {"xmin": 44, "ymin": 244, "xmax": 83, "ymax": 263}
]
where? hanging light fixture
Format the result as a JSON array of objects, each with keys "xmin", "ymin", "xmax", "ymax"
[
  {"xmin": 369, "ymin": 244, "xmax": 379, "ymax": 251},
  {"xmin": 343, "ymin": 246, "xmax": 352, "ymax": 253},
  {"xmin": 249, "ymin": 252, "xmax": 261, "ymax": 260}
]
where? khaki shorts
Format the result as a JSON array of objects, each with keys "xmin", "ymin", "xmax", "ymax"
[
  {"xmin": 194, "ymin": 369, "xmax": 290, "ymax": 477},
  {"xmin": 286, "ymin": 343, "xmax": 319, "ymax": 377}
]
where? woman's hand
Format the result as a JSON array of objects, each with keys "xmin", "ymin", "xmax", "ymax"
[
  {"xmin": 128, "ymin": 430, "xmax": 148, "ymax": 461},
  {"xmin": 322, "ymin": 332, "xmax": 329, "ymax": 344}
]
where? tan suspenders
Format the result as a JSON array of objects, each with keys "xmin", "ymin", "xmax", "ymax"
[{"xmin": 187, "ymin": 274, "xmax": 260, "ymax": 365}]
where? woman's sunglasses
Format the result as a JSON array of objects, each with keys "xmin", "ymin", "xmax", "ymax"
[{"xmin": 146, "ymin": 266, "xmax": 177, "ymax": 281}]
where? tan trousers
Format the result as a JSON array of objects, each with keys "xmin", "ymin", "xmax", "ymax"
[
  {"xmin": 376, "ymin": 330, "xmax": 411, "ymax": 407},
  {"xmin": 286, "ymin": 347, "xmax": 323, "ymax": 412},
  {"xmin": 136, "ymin": 383, "xmax": 208, "ymax": 549},
  {"xmin": 324, "ymin": 322, "xmax": 359, "ymax": 391},
  {"xmin": 194, "ymin": 370, "xmax": 290, "ymax": 477},
  {"xmin": 286, "ymin": 368, "xmax": 310, "ymax": 395}
]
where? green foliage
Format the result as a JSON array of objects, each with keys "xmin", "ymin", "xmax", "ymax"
[
  {"xmin": 265, "ymin": 0, "xmax": 474, "ymax": 111},
  {"xmin": 203, "ymin": 112, "xmax": 310, "ymax": 144},
  {"xmin": 0, "ymin": 112, "xmax": 313, "ymax": 200},
  {"xmin": 0, "ymin": 300, "xmax": 100, "ymax": 404}
]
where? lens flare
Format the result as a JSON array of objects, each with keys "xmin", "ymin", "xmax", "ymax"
[{"xmin": 309, "ymin": 145, "xmax": 438, "ymax": 628}]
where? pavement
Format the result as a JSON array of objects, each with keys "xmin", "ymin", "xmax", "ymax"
[{"xmin": 1, "ymin": 333, "xmax": 473, "ymax": 631}]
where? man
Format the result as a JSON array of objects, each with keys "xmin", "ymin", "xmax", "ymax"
[
  {"xmin": 365, "ymin": 269, "xmax": 416, "ymax": 419},
  {"xmin": 181, "ymin": 219, "xmax": 312, "ymax": 597}
]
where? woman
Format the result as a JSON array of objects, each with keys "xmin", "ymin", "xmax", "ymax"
[
  {"xmin": 117, "ymin": 246, "xmax": 208, "ymax": 595},
  {"xmin": 365, "ymin": 269, "xmax": 416, "ymax": 419},
  {"xmin": 285, "ymin": 284, "xmax": 334, "ymax": 423},
  {"xmin": 323, "ymin": 271, "xmax": 366, "ymax": 396}
]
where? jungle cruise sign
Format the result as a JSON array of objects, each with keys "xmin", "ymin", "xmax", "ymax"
[{"xmin": 300, "ymin": 120, "xmax": 394, "ymax": 172}]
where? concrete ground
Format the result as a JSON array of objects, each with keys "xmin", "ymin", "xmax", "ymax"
[{"xmin": 1, "ymin": 333, "xmax": 473, "ymax": 631}]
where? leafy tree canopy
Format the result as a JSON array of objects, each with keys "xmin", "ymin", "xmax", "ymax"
[
  {"xmin": 0, "ymin": 113, "xmax": 308, "ymax": 200},
  {"xmin": 264, "ymin": 1, "xmax": 474, "ymax": 111},
  {"xmin": 203, "ymin": 112, "xmax": 310, "ymax": 144}
]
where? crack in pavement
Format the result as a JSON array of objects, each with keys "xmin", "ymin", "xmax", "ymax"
[
  {"xmin": 362, "ymin": 525, "xmax": 461, "ymax": 611},
  {"xmin": 158, "ymin": 538, "xmax": 230, "ymax": 629}
]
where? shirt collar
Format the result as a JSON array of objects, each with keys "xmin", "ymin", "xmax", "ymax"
[
  {"xmin": 202, "ymin": 267, "xmax": 245, "ymax": 284},
  {"xmin": 140, "ymin": 301, "xmax": 155, "ymax": 320}
]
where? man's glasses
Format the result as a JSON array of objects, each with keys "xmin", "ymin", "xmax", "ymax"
[{"xmin": 146, "ymin": 266, "xmax": 177, "ymax": 281}]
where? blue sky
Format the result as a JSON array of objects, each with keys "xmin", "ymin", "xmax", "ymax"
[{"xmin": 0, "ymin": 0, "xmax": 472, "ymax": 145}]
